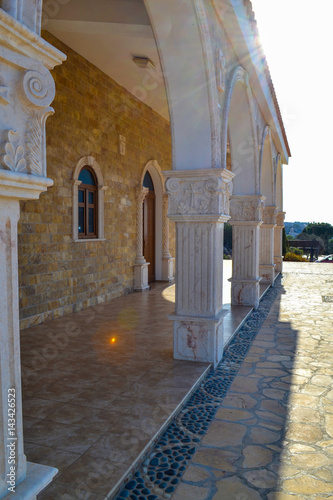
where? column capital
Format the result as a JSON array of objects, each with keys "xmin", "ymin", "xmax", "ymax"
[
  {"xmin": 163, "ymin": 168, "xmax": 234, "ymax": 222},
  {"xmin": 0, "ymin": 10, "xmax": 65, "ymax": 183},
  {"xmin": 276, "ymin": 211, "xmax": 286, "ymax": 227},
  {"xmin": 262, "ymin": 206, "xmax": 278, "ymax": 226},
  {"xmin": 229, "ymin": 195, "xmax": 265, "ymax": 225}
]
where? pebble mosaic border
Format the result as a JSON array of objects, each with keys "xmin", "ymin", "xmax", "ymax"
[{"xmin": 115, "ymin": 277, "xmax": 283, "ymax": 500}]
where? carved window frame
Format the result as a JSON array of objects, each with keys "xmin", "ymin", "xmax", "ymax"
[{"xmin": 72, "ymin": 156, "xmax": 107, "ymax": 242}]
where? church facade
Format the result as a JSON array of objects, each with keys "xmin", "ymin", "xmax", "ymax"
[{"xmin": 0, "ymin": 0, "xmax": 290, "ymax": 497}]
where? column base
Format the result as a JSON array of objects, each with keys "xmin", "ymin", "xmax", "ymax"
[
  {"xmin": 259, "ymin": 264, "xmax": 276, "ymax": 285},
  {"xmin": 162, "ymin": 257, "xmax": 175, "ymax": 282},
  {"xmin": 2, "ymin": 462, "xmax": 58, "ymax": 500},
  {"xmin": 274, "ymin": 256, "xmax": 283, "ymax": 274},
  {"xmin": 134, "ymin": 263, "xmax": 150, "ymax": 291},
  {"xmin": 230, "ymin": 278, "xmax": 261, "ymax": 309},
  {"xmin": 170, "ymin": 311, "xmax": 228, "ymax": 368}
]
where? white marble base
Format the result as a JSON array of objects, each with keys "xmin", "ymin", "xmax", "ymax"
[
  {"xmin": 162, "ymin": 257, "xmax": 175, "ymax": 282},
  {"xmin": 170, "ymin": 311, "xmax": 228, "ymax": 368},
  {"xmin": 134, "ymin": 263, "xmax": 150, "ymax": 291},
  {"xmin": 259, "ymin": 264, "xmax": 276, "ymax": 285},
  {"xmin": 230, "ymin": 278, "xmax": 261, "ymax": 309},
  {"xmin": 1, "ymin": 462, "xmax": 58, "ymax": 500}
]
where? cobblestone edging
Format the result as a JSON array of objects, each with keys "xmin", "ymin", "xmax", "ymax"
[{"xmin": 115, "ymin": 277, "xmax": 283, "ymax": 500}]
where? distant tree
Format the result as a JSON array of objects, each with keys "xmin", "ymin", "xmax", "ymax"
[
  {"xmin": 224, "ymin": 223, "xmax": 232, "ymax": 251},
  {"xmin": 328, "ymin": 238, "xmax": 333, "ymax": 254},
  {"xmin": 299, "ymin": 223, "xmax": 333, "ymax": 253},
  {"xmin": 286, "ymin": 235, "xmax": 294, "ymax": 241}
]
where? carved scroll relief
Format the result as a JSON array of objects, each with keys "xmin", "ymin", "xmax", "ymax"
[{"xmin": 165, "ymin": 175, "xmax": 233, "ymax": 217}]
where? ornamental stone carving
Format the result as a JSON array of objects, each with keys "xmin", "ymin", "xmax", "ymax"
[
  {"xmin": 21, "ymin": 69, "xmax": 56, "ymax": 107},
  {"xmin": 1, "ymin": 130, "xmax": 27, "ymax": 172},
  {"xmin": 164, "ymin": 169, "xmax": 234, "ymax": 220},
  {"xmin": 276, "ymin": 211, "xmax": 286, "ymax": 227},
  {"xmin": 0, "ymin": 9, "xmax": 65, "ymax": 178},
  {"xmin": 230, "ymin": 195, "xmax": 265, "ymax": 223},
  {"xmin": 262, "ymin": 206, "xmax": 278, "ymax": 226}
]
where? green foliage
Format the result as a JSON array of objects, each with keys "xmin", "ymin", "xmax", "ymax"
[
  {"xmin": 286, "ymin": 235, "xmax": 294, "ymax": 240},
  {"xmin": 289, "ymin": 246, "xmax": 304, "ymax": 256},
  {"xmin": 328, "ymin": 238, "xmax": 333, "ymax": 254},
  {"xmin": 284, "ymin": 252, "xmax": 306, "ymax": 262},
  {"xmin": 224, "ymin": 223, "xmax": 232, "ymax": 251},
  {"xmin": 299, "ymin": 223, "xmax": 333, "ymax": 253}
]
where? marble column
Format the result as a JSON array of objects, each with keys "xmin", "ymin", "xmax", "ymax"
[
  {"xmin": 259, "ymin": 206, "xmax": 278, "ymax": 285},
  {"xmin": 229, "ymin": 195, "xmax": 265, "ymax": 309},
  {"xmin": 164, "ymin": 169, "xmax": 234, "ymax": 368},
  {"xmin": 134, "ymin": 186, "xmax": 150, "ymax": 291},
  {"xmin": 274, "ymin": 211, "xmax": 285, "ymax": 275},
  {"xmin": 0, "ymin": 8, "xmax": 65, "ymax": 499},
  {"xmin": 161, "ymin": 193, "xmax": 175, "ymax": 281}
]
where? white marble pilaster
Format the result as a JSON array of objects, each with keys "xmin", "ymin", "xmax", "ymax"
[
  {"xmin": 0, "ymin": 9, "xmax": 65, "ymax": 499},
  {"xmin": 274, "ymin": 211, "xmax": 285, "ymax": 275},
  {"xmin": 259, "ymin": 206, "xmax": 277, "ymax": 285},
  {"xmin": 0, "ymin": 173, "xmax": 57, "ymax": 500},
  {"xmin": 229, "ymin": 195, "xmax": 265, "ymax": 309},
  {"xmin": 164, "ymin": 168, "xmax": 234, "ymax": 367},
  {"xmin": 134, "ymin": 185, "xmax": 150, "ymax": 291},
  {"xmin": 161, "ymin": 193, "xmax": 174, "ymax": 281}
]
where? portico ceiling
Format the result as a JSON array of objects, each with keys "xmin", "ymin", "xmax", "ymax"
[{"xmin": 44, "ymin": 0, "xmax": 170, "ymax": 120}]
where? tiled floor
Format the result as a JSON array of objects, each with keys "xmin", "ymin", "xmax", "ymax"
[{"xmin": 20, "ymin": 261, "xmax": 257, "ymax": 498}]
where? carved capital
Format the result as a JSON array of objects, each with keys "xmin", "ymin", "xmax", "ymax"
[
  {"xmin": 276, "ymin": 211, "xmax": 286, "ymax": 227},
  {"xmin": 164, "ymin": 168, "xmax": 234, "ymax": 221},
  {"xmin": 262, "ymin": 206, "xmax": 278, "ymax": 226},
  {"xmin": 230, "ymin": 195, "xmax": 265, "ymax": 223},
  {"xmin": 137, "ymin": 185, "xmax": 149, "ymax": 204},
  {"xmin": 21, "ymin": 69, "xmax": 55, "ymax": 108}
]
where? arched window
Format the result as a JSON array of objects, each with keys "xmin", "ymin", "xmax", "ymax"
[
  {"xmin": 78, "ymin": 166, "xmax": 98, "ymax": 238},
  {"xmin": 72, "ymin": 156, "xmax": 107, "ymax": 242}
]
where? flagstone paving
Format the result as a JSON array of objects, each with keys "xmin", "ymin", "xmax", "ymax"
[
  {"xmin": 172, "ymin": 263, "xmax": 333, "ymax": 500},
  {"xmin": 117, "ymin": 263, "xmax": 333, "ymax": 500}
]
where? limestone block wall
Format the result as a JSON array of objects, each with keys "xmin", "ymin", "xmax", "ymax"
[{"xmin": 18, "ymin": 32, "xmax": 174, "ymax": 330}]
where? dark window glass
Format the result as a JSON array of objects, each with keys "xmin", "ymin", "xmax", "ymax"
[
  {"xmin": 143, "ymin": 171, "xmax": 154, "ymax": 191},
  {"xmin": 78, "ymin": 167, "xmax": 98, "ymax": 238},
  {"xmin": 78, "ymin": 207, "xmax": 84, "ymax": 233},
  {"xmin": 88, "ymin": 208, "xmax": 94, "ymax": 234},
  {"xmin": 79, "ymin": 168, "xmax": 96, "ymax": 186},
  {"xmin": 78, "ymin": 190, "xmax": 84, "ymax": 203}
]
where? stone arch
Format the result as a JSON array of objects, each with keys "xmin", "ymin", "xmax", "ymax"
[
  {"xmin": 222, "ymin": 66, "xmax": 259, "ymax": 194},
  {"xmin": 143, "ymin": 0, "xmax": 221, "ymax": 170},
  {"xmin": 139, "ymin": 160, "xmax": 165, "ymax": 280},
  {"xmin": 72, "ymin": 156, "xmax": 107, "ymax": 240},
  {"xmin": 260, "ymin": 126, "xmax": 274, "ymax": 206}
]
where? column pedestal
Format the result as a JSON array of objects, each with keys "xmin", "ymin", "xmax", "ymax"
[
  {"xmin": 229, "ymin": 195, "xmax": 265, "ymax": 309},
  {"xmin": 134, "ymin": 262, "xmax": 150, "ymax": 292},
  {"xmin": 164, "ymin": 168, "xmax": 234, "ymax": 368},
  {"xmin": 274, "ymin": 212, "xmax": 285, "ymax": 276},
  {"xmin": 259, "ymin": 206, "xmax": 277, "ymax": 285},
  {"xmin": 162, "ymin": 257, "xmax": 175, "ymax": 282}
]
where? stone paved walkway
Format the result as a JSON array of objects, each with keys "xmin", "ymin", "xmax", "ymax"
[{"xmin": 170, "ymin": 263, "xmax": 333, "ymax": 500}]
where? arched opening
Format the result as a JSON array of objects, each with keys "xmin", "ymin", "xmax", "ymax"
[
  {"xmin": 143, "ymin": 171, "xmax": 156, "ymax": 282},
  {"xmin": 227, "ymin": 80, "xmax": 257, "ymax": 194}
]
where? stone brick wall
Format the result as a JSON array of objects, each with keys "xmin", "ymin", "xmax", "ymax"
[{"xmin": 18, "ymin": 32, "xmax": 174, "ymax": 330}]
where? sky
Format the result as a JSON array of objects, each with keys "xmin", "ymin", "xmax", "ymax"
[{"xmin": 250, "ymin": 0, "xmax": 333, "ymax": 225}]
